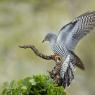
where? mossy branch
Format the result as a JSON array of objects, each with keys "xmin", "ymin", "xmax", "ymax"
[
  {"xmin": 0, "ymin": 45, "xmax": 66, "ymax": 95},
  {"xmin": 19, "ymin": 45, "xmax": 63, "ymax": 87}
]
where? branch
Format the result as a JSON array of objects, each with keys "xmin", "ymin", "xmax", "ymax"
[
  {"xmin": 19, "ymin": 45, "xmax": 55, "ymax": 61},
  {"xmin": 18, "ymin": 45, "xmax": 67, "ymax": 88}
]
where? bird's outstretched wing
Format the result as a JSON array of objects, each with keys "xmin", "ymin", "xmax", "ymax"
[{"xmin": 57, "ymin": 11, "xmax": 95, "ymax": 50}]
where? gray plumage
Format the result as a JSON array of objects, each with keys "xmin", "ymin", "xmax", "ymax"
[
  {"xmin": 57, "ymin": 11, "xmax": 95, "ymax": 50},
  {"xmin": 43, "ymin": 11, "xmax": 95, "ymax": 51},
  {"xmin": 42, "ymin": 11, "xmax": 95, "ymax": 88}
]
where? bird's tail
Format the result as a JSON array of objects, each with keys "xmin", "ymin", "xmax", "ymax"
[
  {"xmin": 69, "ymin": 50, "xmax": 85, "ymax": 70},
  {"xmin": 60, "ymin": 51, "xmax": 85, "ymax": 88},
  {"xmin": 60, "ymin": 54, "xmax": 75, "ymax": 88},
  {"xmin": 62, "ymin": 64, "xmax": 74, "ymax": 88}
]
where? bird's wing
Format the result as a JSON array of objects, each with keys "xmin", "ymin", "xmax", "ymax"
[
  {"xmin": 57, "ymin": 11, "xmax": 95, "ymax": 50},
  {"xmin": 57, "ymin": 21, "xmax": 77, "ymax": 44}
]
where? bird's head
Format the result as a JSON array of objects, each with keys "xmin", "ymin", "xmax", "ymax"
[{"xmin": 42, "ymin": 33, "xmax": 57, "ymax": 43}]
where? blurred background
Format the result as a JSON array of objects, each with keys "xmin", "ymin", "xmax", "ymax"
[{"xmin": 0, "ymin": 0, "xmax": 95, "ymax": 95}]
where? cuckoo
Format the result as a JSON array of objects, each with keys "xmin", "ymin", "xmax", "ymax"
[{"xmin": 42, "ymin": 11, "xmax": 95, "ymax": 88}]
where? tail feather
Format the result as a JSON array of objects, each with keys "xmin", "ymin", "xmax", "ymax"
[
  {"xmin": 62, "ymin": 65, "xmax": 74, "ymax": 88},
  {"xmin": 60, "ymin": 55, "xmax": 75, "ymax": 88},
  {"xmin": 69, "ymin": 50, "xmax": 85, "ymax": 70}
]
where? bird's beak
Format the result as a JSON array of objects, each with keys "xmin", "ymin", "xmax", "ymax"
[{"xmin": 42, "ymin": 40, "xmax": 45, "ymax": 43}]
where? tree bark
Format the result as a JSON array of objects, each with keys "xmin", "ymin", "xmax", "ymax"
[{"xmin": 19, "ymin": 45, "xmax": 55, "ymax": 60}]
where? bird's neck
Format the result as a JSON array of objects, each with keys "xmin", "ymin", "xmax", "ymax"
[{"xmin": 50, "ymin": 39, "xmax": 56, "ymax": 47}]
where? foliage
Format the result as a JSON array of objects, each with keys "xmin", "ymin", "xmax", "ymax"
[{"xmin": 1, "ymin": 75, "xmax": 66, "ymax": 95}]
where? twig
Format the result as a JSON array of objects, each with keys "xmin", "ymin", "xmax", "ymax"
[
  {"xmin": 18, "ymin": 45, "xmax": 67, "ymax": 88},
  {"xmin": 19, "ymin": 45, "xmax": 54, "ymax": 60}
]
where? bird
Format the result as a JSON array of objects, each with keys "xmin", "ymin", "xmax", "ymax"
[
  {"xmin": 42, "ymin": 11, "xmax": 95, "ymax": 88},
  {"xmin": 49, "ymin": 54, "xmax": 75, "ymax": 87}
]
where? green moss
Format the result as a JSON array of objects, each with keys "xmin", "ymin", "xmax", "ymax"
[{"xmin": 1, "ymin": 75, "xmax": 66, "ymax": 95}]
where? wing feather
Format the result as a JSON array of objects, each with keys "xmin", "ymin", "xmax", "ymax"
[
  {"xmin": 57, "ymin": 11, "xmax": 95, "ymax": 50},
  {"xmin": 57, "ymin": 21, "xmax": 77, "ymax": 44}
]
